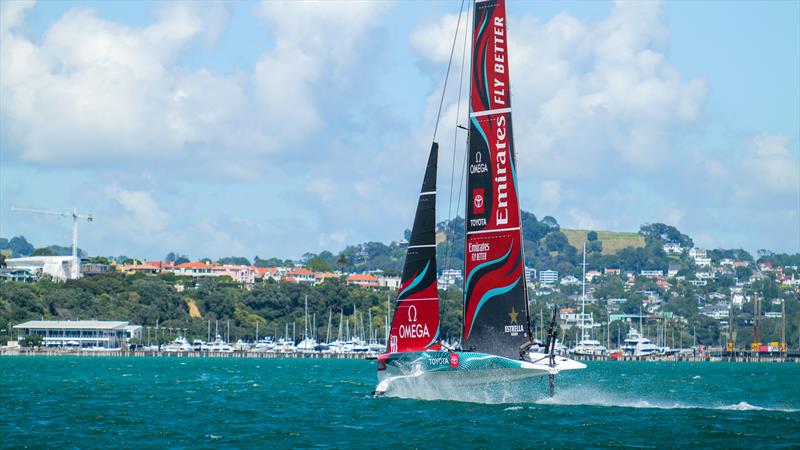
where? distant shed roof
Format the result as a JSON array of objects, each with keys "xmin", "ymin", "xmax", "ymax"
[{"xmin": 14, "ymin": 320, "xmax": 129, "ymax": 330}]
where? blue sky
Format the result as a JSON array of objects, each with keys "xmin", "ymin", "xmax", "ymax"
[{"xmin": 1, "ymin": 0, "xmax": 798, "ymax": 261}]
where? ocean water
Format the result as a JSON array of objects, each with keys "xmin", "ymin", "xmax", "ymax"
[{"xmin": 1, "ymin": 357, "xmax": 798, "ymax": 449}]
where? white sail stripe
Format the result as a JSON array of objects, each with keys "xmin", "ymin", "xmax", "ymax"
[
  {"xmin": 406, "ymin": 244, "xmax": 437, "ymax": 249},
  {"xmin": 394, "ymin": 297, "xmax": 438, "ymax": 302},
  {"xmin": 470, "ymin": 107, "xmax": 512, "ymax": 118},
  {"xmin": 419, "ymin": 191, "xmax": 436, "ymax": 196},
  {"xmin": 467, "ymin": 226, "xmax": 521, "ymax": 235}
]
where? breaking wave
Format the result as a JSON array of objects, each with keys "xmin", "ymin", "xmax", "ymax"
[{"xmin": 536, "ymin": 387, "xmax": 797, "ymax": 412}]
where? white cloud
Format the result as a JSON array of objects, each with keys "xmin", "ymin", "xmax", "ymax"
[
  {"xmin": 106, "ymin": 184, "xmax": 169, "ymax": 234},
  {"xmin": 744, "ymin": 134, "xmax": 799, "ymax": 193},
  {"xmin": 411, "ymin": 13, "xmax": 461, "ymax": 64},
  {"xmin": 0, "ymin": 0, "xmax": 385, "ymax": 179}
]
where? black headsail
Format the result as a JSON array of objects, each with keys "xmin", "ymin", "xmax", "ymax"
[
  {"xmin": 462, "ymin": 0, "xmax": 531, "ymax": 359},
  {"xmin": 388, "ymin": 143, "xmax": 441, "ymax": 353}
]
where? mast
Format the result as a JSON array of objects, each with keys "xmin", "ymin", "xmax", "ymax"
[
  {"xmin": 327, "ymin": 309, "xmax": 332, "ymax": 344},
  {"xmin": 304, "ymin": 295, "xmax": 309, "ymax": 341},
  {"xmin": 581, "ymin": 242, "xmax": 587, "ymax": 341},
  {"xmin": 462, "ymin": 0, "xmax": 530, "ymax": 359},
  {"xmin": 338, "ymin": 310, "xmax": 343, "ymax": 342}
]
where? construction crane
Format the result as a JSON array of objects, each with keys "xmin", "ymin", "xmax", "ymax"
[{"xmin": 10, "ymin": 207, "xmax": 94, "ymax": 279}]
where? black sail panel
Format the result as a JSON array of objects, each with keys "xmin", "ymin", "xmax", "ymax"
[{"xmin": 388, "ymin": 143, "xmax": 440, "ymax": 353}]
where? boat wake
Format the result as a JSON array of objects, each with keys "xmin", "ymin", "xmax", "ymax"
[
  {"xmin": 380, "ymin": 379, "xmax": 797, "ymax": 412},
  {"xmin": 535, "ymin": 387, "xmax": 798, "ymax": 412}
]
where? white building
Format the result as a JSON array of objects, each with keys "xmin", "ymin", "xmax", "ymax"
[
  {"xmin": 379, "ymin": 275, "xmax": 402, "ymax": 290},
  {"xmin": 437, "ymin": 269, "xmax": 462, "ymax": 290},
  {"xmin": 688, "ymin": 248, "xmax": 707, "ymax": 259},
  {"xmin": 539, "ymin": 270, "xmax": 558, "ymax": 286},
  {"xmin": 640, "ymin": 270, "xmax": 664, "ymax": 278},
  {"xmin": 694, "ymin": 257, "xmax": 712, "ymax": 267},
  {"xmin": 524, "ymin": 267, "xmax": 536, "ymax": 285},
  {"xmin": 663, "ymin": 243, "xmax": 683, "ymax": 254},
  {"xmin": 5, "ymin": 256, "xmax": 78, "ymax": 281},
  {"xmin": 13, "ymin": 320, "xmax": 135, "ymax": 348}
]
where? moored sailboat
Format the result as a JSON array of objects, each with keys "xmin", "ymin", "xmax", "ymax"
[{"xmin": 375, "ymin": 0, "xmax": 584, "ymax": 397}]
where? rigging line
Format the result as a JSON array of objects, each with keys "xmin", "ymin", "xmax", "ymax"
[
  {"xmin": 431, "ymin": 0, "xmax": 466, "ymax": 143},
  {"xmin": 444, "ymin": 0, "xmax": 471, "ymax": 281}
]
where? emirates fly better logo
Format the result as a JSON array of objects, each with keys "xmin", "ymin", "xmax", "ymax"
[{"xmin": 472, "ymin": 188, "xmax": 485, "ymax": 215}]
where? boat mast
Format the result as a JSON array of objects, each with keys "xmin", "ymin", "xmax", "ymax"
[
  {"xmin": 327, "ymin": 309, "xmax": 332, "ymax": 343},
  {"xmin": 338, "ymin": 310, "xmax": 343, "ymax": 342},
  {"xmin": 581, "ymin": 242, "xmax": 587, "ymax": 341},
  {"xmin": 304, "ymin": 295, "xmax": 309, "ymax": 341}
]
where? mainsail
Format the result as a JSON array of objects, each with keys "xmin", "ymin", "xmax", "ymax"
[
  {"xmin": 463, "ymin": 0, "xmax": 531, "ymax": 359},
  {"xmin": 388, "ymin": 143, "xmax": 441, "ymax": 353}
]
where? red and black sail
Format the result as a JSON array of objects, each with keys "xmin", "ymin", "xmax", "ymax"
[
  {"xmin": 463, "ymin": 0, "xmax": 531, "ymax": 359},
  {"xmin": 388, "ymin": 143, "xmax": 441, "ymax": 353}
]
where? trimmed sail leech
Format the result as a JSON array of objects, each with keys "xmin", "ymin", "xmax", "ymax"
[
  {"xmin": 463, "ymin": 0, "xmax": 531, "ymax": 359},
  {"xmin": 388, "ymin": 143, "xmax": 441, "ymax": 353}
]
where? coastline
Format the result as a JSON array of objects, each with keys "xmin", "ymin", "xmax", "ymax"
[{"xmin": 2, "ymin": 348, "xmax": 796, "ymax": 362}]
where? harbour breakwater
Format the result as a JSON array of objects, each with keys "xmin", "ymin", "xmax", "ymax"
[{"xmin": 2, "ymin": 348, "xmax": 797, "ymax": 362}]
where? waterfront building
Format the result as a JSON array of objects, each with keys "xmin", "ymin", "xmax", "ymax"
[
  {"xmin": 13, "ymin": 320, "xmax": 136, "ymax": 348},
  {"xmin": 5, "ymin": 256, "xmax": 78, "ymax": 281}
]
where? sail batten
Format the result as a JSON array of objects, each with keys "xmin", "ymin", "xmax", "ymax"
[
  {"xmin": 388, "ymin": 143, "xmax": 441, "ymax": 353},
  {"xmin": 463, "ymin": 0, "xmax": 530, "ymax": 359}
]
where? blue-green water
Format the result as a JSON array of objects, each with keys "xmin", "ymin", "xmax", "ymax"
[{"xmin": 1, "ymin": 357, "xmax": 798, "ymax": 449}]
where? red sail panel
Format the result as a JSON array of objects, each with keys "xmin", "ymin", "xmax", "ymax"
[
  {"xmin": 463, "ymin": 0, "xmax": 530, "ymax": 359},
  {"xmin": 388, "ymin": 143, "xmax": 441, "ymax": 353},
  {"xmin": 471, "ymin": 0, "xmax": 511, "ymax": 115}
]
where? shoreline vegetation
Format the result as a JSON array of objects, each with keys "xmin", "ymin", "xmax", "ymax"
[{"xmin": 2, "ymin": 214, "xmax": 799, "ymax": 353}]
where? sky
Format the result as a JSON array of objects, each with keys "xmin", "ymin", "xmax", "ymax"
[{"xmin": 1, "ymin": 0, "xmax": 798, "ymax": 261}]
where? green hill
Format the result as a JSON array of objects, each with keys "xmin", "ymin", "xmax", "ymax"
[{"xmin": 561, "ymin": 229, "xmax": 645, "ymax": 255}]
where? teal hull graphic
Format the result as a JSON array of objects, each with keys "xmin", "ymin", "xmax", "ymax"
[{"xmin": 376, "ymin": 351, "xmax": 550, "ymax": 391}]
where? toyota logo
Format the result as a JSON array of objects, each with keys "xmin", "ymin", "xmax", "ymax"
[{"xmin": 474, "ymin": 194, "xmax": 484, "ymax": 209}]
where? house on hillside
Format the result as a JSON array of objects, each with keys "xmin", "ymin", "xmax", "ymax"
[
  {"xmin": 174, "ymin": 262, "xmax": 219, "ymax": 277},
  {"xmin": 286, "ymin": 268, "xmax": 316, "ymax": 284},
  {"xmin": 347, "ymin": 273, "xmax": 380, "ymax": 288},
  {"xmin": 217, "ymin": 265, "xmax": 256, "ymax": 284}
]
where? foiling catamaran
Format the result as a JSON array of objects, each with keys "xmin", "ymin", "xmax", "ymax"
[{"xmin": 375, "ymin": 0, "xmax": 584, "ymax": 397}]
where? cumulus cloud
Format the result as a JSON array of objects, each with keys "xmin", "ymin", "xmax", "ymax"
[
  {"xmin": 744, "ymin": 134, "xmax": 799, "ymax": 194},
  {"xmin": 106, "ymin": 184, "xmax": 169, "ymax": 233},
  {"xmin": 410, "ymin": 13, "xmax": 462, "ymax": 64},
  {"xmin": 408, "ymin": 0, "xmax": 797, "ymax": 253},
  {"xmin": 0, "ymin": 0, "xmax": 384, "ymax": 179}
]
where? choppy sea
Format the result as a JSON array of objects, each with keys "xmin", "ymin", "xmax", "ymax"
[{"xmin": 1, "ymin": 356, "xmax": 798, "ymax": 449}]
